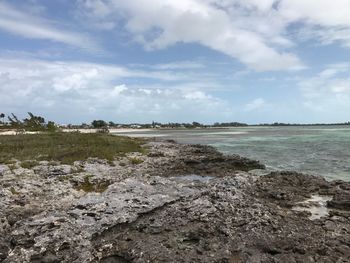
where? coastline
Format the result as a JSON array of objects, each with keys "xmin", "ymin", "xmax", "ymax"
[
  {"xmin": 0, "ymin": 138, "xmax": 349, "ymax": 262},
  {"xmin": 62, "ymin": 128, "xmax": 155, "ymax": 134},
  {"xmin": 0, "ymin": 128, "xmax": 155, "ymax": 136}
]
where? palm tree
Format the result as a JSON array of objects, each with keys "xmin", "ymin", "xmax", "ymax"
[{"xmin": 0, "ymin": 113, "xmax": 5, "ymax": 124}]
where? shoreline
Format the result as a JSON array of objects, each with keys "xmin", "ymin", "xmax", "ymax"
[
  {"xmin": 1, "ymin": 129, "xmax": 349, "ymax": 182},
  {"xmin": 0, "ymin": 139, "xmax": 349, "ymax": 262},
  {"xmin": 62, "ymin": 128, "xmax": 155, "ymax": 134},
  {"xmin": 0, "ymin": 128, "xmax": 155, "ymax": 136}
]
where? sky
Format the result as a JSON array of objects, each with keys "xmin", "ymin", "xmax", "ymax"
[{"xmin": 1, "ymin": 0, "xmax": 350, "ymax": 124}]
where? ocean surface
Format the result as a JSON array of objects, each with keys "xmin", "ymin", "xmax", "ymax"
[{"xmin": 113, "ymin": 126, "xmax": 350, "ymax": 181}]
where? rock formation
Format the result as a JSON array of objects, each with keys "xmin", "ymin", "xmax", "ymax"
[{"xmin": 0, "ymin": 141, "xmax": 349, "ymax": 262}]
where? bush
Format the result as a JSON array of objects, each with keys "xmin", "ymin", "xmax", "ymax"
[{"xmin": 91, "ymin": 120, "xmax": 108, "ymax": 128}]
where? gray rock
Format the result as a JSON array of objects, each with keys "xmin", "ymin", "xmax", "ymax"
[{"xmin": 1, "ymin": 141, "xmax": 349, "ymax": 262}]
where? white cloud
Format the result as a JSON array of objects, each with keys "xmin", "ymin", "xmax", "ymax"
[
  {"xmin": 279, "ymin": 0, "xmax": 350, "ymax": 25},
  {"xmin": 298, "ymin": 63, "xmax": 350, "ymax": 115},
  {"xmin": 299, "ymin": 63, "xmax": 350, "ymax": 99},
  {"xmin": 259, "ymin": 0, "xmax": 350, "ymax": 48},
  {"xmin": 183, "ymin": 91, "xmax": 211, "ymax": 100},
  {"xmin": 244, "ymin": 98, "xmax": 267, "ymax": 111},
  {"xmin": 0, "ymin": 2, "xmax": 99, "ymax": 51},
  {"xmin": 0, "ymin": 57, "xmax": 235, "ymax": 123},
  {"xmin": 77, "ymin": 0, "xmax": 350, "ymax": 71},
  {"xmin": 138, "ymin": 88, "xmax": 152, "ymax": 95},
  {"xmin": 150, "ymin": 61, "xmax": 204, "ymax": 70},
  {"xmin": 78, "ymin": 0, "xmax": 304, "ymax": 71},
  {"xmin": 112, "ymin": 84, "xmax": 128, "ymax": 96}
]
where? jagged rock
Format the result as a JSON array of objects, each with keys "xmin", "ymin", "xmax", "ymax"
[
  {"xmin": 328, "ymin": 193, "xmax": 350, "ymax": 210},
  {"xmin": 0, "ymin": 165, "xmax": 9, "ymax": 176},
  {"xmin": 0, "ymin": 141, "xmax": 349, "ymax": 262}
]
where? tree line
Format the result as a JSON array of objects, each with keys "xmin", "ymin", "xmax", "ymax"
[
  {"xmin": 1, "ymin": 112, "xmax": 350, "ymax": 130},
  {"xmin": 87, "ymin": 120, "xmax": 248, "ymax": 129},
  {"xmin": 0, "ymin": 112, "xmax": 57, "ymax": 132}
]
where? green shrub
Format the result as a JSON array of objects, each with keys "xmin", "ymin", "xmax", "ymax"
[
  {"xmin": 20, "ymin": 160, "xmax": 39, "ymax": 169},
  {"xmin": 129, "ymin": 157, "xmax": 144, "ymax": 165}
]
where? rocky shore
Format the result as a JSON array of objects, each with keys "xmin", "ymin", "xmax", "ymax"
[{"xmin": 0, "ymin": 140, "xmax": 349, "ymax": 262}]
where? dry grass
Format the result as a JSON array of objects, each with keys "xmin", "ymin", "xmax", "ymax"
[
  {"xmin": 75, "ymin": 175, "xmax": 111, "ymax": 193},
  {"xmin": 20, "ymin": 160, "xmax": 39, "ymax": 169},
  {"xmin": 129, "ymin": 157, "xmax": 144, "ymax": 165},
  {"xmin": 0, "ymin": 132, "xmax": 146, "ymax": 164}
]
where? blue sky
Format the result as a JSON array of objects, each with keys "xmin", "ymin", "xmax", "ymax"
[{"xmin": 1, "ymin": 0, "xmax": 350, "ymax": 124}]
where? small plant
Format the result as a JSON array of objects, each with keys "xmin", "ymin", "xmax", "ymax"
[
  {"xmin": 20, "ymin": 160, "xmax": 39, "ymax": 169},
  {"xmin": 4, "ymin": 159, "xmax": 16, "ymax": 165},
  {"xmin": 107, "ymin": 160, "xmax": 116, "ymax": 167},
  {"xmin": 57, "ymin": 175, "xmax": 72, "ymax": 182},
  {"xmin": 96, "ymin": 127, "xmax": 109, "ymax": 134},
  {"xmin": 9, "ymin": 186, "xmax": 19, "ymax": 195},
  {"xmin": 129, "ymin": 157, "xmax": 144, "ymax": 165},
  {"xmin": 8, "ymin": 164, "xmax": 17, "ymax": 172},
  {"xmin": 15, "ymin": 129, "xmax": 25, "ymax": 135},
  {"xmin": 70, "ymin": 166, "xmax": 85, "ymax": 174},
  {"xmin": 75, "ymin": 175, "xmax": 111, "ymax": 193}
]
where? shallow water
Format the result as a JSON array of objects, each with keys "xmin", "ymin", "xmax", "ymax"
[
  {"xmin": 292, "ymin": 195, "xmax": 333, "ymax": 220},
  {"xmin": 113, "ymin": 126, "xmax": 350, "ymax": 181}
]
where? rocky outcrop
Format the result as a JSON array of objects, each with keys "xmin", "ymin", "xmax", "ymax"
[{"xmin": 0, "ymin": 141, "xmax": 349, "ymax": 262}]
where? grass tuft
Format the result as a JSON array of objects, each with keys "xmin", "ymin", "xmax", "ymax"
[
  {"xmin": 20, "ymin": 160, "xmax": 39, "ymax": 169},
  {"xmin": 70, "ymin": 166, "xmax": 85, "ymax": 174},
  {"xmin": 9, "ymin": 187, "xmax": 19, "ymax": 195},
  {"xmin": 129, "ymin": 157, "xmax": 144, "ymax": 165},
  {"xmin": 8, "ymin": 164, "xmax": 17, "ymax": 172},
  {"xmin": 75, "ymin": 175, "xmax": 111, "ymax": 193}
]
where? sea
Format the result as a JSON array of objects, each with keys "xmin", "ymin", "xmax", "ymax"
[{"xmin": 113, "ymin": 126, "xmax": 350, "ymax": 181}]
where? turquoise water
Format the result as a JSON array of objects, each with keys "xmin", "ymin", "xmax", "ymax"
[{"xmin": 114, "ymin": 126, "xmax": 350, "ymax": 181}]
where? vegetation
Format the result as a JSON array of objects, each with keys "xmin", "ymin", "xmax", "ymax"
[
  {"xmin": 2, "ymin": 111, "xmax": 350, "ymax": 132},
  {"xmin": 0, "ymin": 113, "xmax": 5, "ymax": 124},
  {"xmin": 213, "ymin": 122, "xmax": 248, "ymax": 127},
  {"xmin": 0, "ymin": 112, "xmax": 58, "ymax": 132},
  {"xmin": 129, "ymin": 157, "xmax": 144, "ymax": 165},
  {"xmin": 96, "ymin": 127, "xmax": 110, "ymax": 134},
  {"xmin": 0, "ymin": 133, "xmax": 145, "ymax": 164},
  {"xmin": 20, "ymin": 160, "xmax": 39, "ymax": 169},
  {"xmin": 91, "ymin": 120, "xmax": 108, "ymax": 128},
  {"xmin": 86, "ymin": 121, "xmax": 248, "ymax": 129},
  {"xmin": 9, "ymin": 187, "xmax": 19, "ymax": 195},
  {"xmin": 75, "ymin": 175, "xmax": 111, "ymax": 193}
]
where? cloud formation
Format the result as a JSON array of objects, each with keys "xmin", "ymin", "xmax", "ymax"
[
  {"xmin": 298, "ymin": 63, "xmax": 350, "ymax": 118},
  {"xmin": 2, "ymin": 1, "xmax": 350, "ymax": 123},
  {"xmin": 78, "ymin": 0, "xmax": 350, "ymax": 71},
  {"xmin": 78, "ymin": 0, "xmax": 303, "ymax": 71},
  {"xmin": 244, "ymin": 98, "xmax": 268, "ymax": 111},
  {"xmin": 0, "ymin": 2, "xmax": 98, "ymax": 51},
  {"xmin": 0, "ymin": 58, "xmax": 234, "ymax": 123}
]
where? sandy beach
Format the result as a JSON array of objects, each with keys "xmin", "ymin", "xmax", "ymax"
[
  {"xmin": 0, "ymin": 130, "xmax": 40, "ymax": 135},
  {"xmin": 0, "ymin": 128, "xmax": 154, "ymax": 136}
]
